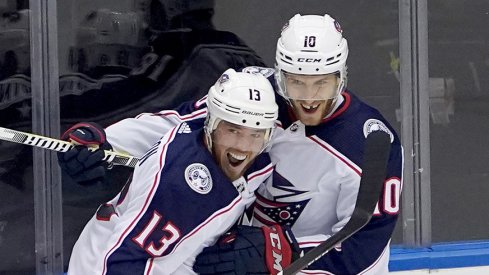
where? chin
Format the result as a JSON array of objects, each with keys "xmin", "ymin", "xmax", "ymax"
[
  {"xmin": 298, "ymin": 115, "xmax": 322, "ymax": 126},
  {"xmin": 304, "ymin": 121, "xmax": 321, "ymax": 126},
  {"xmin": 224, "ymin": 169, "xmax": 240, "ymax": 181}
]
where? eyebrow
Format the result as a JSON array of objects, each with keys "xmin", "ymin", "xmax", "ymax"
[{"xmin": 223, "ymin": 122, "xmax": 265, "ymax": 132}]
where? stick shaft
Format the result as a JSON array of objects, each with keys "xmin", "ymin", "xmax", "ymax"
[{"xmin": 0, "ymin": 126, "xmax": 138, "ymax": 168}]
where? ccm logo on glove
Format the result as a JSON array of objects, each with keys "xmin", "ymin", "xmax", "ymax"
[{"xmin": 262, "ymin": 224, "xmax": 293, "ymax": 274}]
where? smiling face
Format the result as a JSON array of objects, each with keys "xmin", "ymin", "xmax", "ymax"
[
  {"xmin": 283, "ymin": 72, "xmax": 340, "ymax": 126},
  {"xmin": 209, "ymin": 120, "xmax": 269, "ymax": 181}
]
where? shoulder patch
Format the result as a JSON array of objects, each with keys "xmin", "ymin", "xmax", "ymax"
[
  {"xmin": 363, "ymin": 119, "xmax": 394, "ymax": 143},
  {"xmin": 185, "ymin": 163, "xmax": 213, "ymax": 194},
  {"xmin": 242, "ymin": 66, "xmax": 275, "ymax": 78}
]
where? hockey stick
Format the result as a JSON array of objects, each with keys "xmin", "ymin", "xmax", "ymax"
[
  {"xmin": 0, "ymin": 126, "xmax": 139, "ymax": 168},
  {"xmin": 280, "ymin": 131, "xmax": 392, "ymax": 275}
]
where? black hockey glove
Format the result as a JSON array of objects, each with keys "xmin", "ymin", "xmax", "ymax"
[
  {"xmin": 58, "ymin": 122, "xmax": 112, "ymax": 185},
  {"xmin": 193, "ymin": 225, "xmax": 301, "ymax": 275}
]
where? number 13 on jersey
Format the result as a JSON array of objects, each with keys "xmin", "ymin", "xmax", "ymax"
[{"xmin": 132, "ymin": 211, "xmax": 182, "ymax": 257}]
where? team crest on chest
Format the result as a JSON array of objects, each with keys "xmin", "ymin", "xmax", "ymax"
[
  {"xmin": 363, "ymin": 119, "xmax": 394, "ymax": 142},
  {"xmin": 185, "ymin": 163, "xmax": 213, "ymax": 194}
]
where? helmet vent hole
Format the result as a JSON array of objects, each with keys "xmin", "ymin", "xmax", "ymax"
[
  {"xmin": 256, "ymin": 122, "xmax": 260, "ymax": 126},
  {"xmin": 242, "ymin": 119, "xmax": 247, "ymax": 124},
  {"xmin": 316, "ymin": 68, "xmax": 319, "ymax": 71},
  {"xmin": 298, "ymin": 68, "xmax": 302, "ymax": 71},
  {"xmin": 220, "ymin": 89, "xmax": 224, "ymax": 93}
]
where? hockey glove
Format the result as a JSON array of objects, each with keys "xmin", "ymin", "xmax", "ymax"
[
  {"xmin": 58, "ymin": 122, "xmax": 112, "ymax": 185},
  {"xmin": 193, "ymin": 225, "xmax": 301, "ymax": 275}
]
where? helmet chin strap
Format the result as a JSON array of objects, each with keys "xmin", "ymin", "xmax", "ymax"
[
  {"xmin": 322, "ymin": 82, "xmax": 346, "ymax": 119},
  {"xmin": 323, "ymin": 95, "xmax": 342, "ymax": 119},
  {"xmin": 204, "ymin": 128, "xmax": 213, "ymax": 153},
  {"xmin": 204, "ymin": 116, "xmax": 221, "ymax": 153}
]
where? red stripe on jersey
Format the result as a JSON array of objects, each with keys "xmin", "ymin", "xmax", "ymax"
[
  {"xmin": 255, "ymin": 193, "xmax": 289, "ymax": 207},
  {"xmin": 253, "ymin": 209, "xmax": 277, "ymax": 226},
  {"xmin": 154, "ymin": 109, "xmax": 207, "ymax": 120},
  {"xmin": 145, "ymin": 258, "xmax": 154, "ymax": 275},
  {"xmin": 194, "ymin": 95, "xmax": 208, "ymax": 108},
  {"xmin": 247, "ymin": 163, "xmax": 274, "ymax": 181},
  {"xmin": 308, "ymin": 135, "xmax": 361, "ymax": 176}
]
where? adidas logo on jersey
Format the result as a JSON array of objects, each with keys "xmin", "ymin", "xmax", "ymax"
[{"xmin": 178, "ymin": 123, "xmax": 192, "ymax": 134}]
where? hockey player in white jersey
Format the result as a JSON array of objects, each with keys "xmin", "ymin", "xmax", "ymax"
[
  {"xmin": 62, "ymin": 69, "xmax": 299, "ymax": 274},
  {"xmin": 60, "ymin": 14, "xmax": 404, "ymax": 274}
]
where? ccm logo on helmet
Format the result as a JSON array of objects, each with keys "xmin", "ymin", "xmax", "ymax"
[
  {"xmin": 297, "ymin": 58, "xmax": 321, "ymax": 63},
  {"xmin": 242, "ymin": 110, "xmax": 264, "ymax": 116}
]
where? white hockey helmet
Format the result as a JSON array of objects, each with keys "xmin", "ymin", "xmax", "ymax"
[
  {"xmin": 275, "ymin": 14, "xmax": 349, "ymax": 100},
  {"xmin": 205, "ymin": 68, "xmax": 278, "ymax": 151}
]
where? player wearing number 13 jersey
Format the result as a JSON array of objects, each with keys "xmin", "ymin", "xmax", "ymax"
[
  {"xmin": 104, "ymin": 14, "xmax": 404, "ymax": 274},
  {"xmin": 67, "ymin": 69, "xmax": 278, "ymax": 274}
]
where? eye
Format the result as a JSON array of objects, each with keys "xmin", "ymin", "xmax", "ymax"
[
  {"xmin": 251, "ymin": 131, "xmax": 266, "ymax": 139},
  {"xmin": 287, "ymin": 77, "xmax": 302, "ymax": 85},
  {"xmin": 228, "ymin": 128, "xmax": 239, "ymax": 134}
]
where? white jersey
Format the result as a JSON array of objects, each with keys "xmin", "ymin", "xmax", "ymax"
[
  {"xmin": 69, "ymin": 120, "xmax": 273, "ymax": 275},
  {"xmin": 105, "ymin": 72, "xmax": 403, "ymax": 275}
]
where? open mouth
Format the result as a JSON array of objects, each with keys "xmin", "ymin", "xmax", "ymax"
[
  {"xmin": 301, "ymin": 103, "xmax": 320, "ymax": 114},
  {"xmin": 227, "ymin": 152, "xmax": 247, "ymax": 167}
]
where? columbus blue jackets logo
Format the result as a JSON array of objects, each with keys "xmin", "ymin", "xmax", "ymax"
[
  {"xmin": 281, "ymin": 21, "xmax": 290, "ymax": 33},
  {"xmin": 254, "ymin": 192, "xmax": 309, "ymax": 227},
  {"xmin": 217, "ymin": 73, "xmax": 230, "ymax": 85},
  {"xmin": 242, "ymin": 66, "xmax": 275, "ymax": 78},
  {"xmin": 363, "ymin": 119, "xmax": 394, "ymax": 143},
  {"xmin": 334, "ymin": 20, "xmax": 342, "ymax": 33},
  {"xmin": 252, "ymin": 171, "xmax": 310, "ymax": 227},
  {"xmin": 185, "ymin": 163, "xmax": 213, "ymax": 194}
]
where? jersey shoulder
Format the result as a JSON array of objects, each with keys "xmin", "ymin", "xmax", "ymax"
[{"xmin": 310, "ymin": 91, "xmax": 399, "ymax": 166}]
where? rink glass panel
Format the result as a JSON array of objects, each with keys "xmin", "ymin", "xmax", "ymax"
[
  {"xmin": 57, "ymin": 0, "xmax": 150, "ymax": 271},
  {"xmin": 0, "ymin": 0, "xmax": 35, "ymax": 273},
  {"xmin": 428, "ymin": 0, "xmax": 489, "ymax": 243}
]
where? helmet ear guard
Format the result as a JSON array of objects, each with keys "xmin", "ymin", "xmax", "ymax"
[
  {"xmin": 275, "ymin": 14, "xmax": 349, "ymax": 101},
  {"xmin": 205, "ymin": 68, "xmax": 279, "ymax": 152}
]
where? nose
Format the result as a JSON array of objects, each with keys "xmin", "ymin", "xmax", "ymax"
[
  {"xmin": 234, "ymin": 135, "xmax": 254, "ymax": 151},
  {"xmin": 302, "ymin": 85, "xmax": 319, "ymax": 99},
  {"xmin": 302, "ymin": 99, "xmax": 315, "ymax": 105}
]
